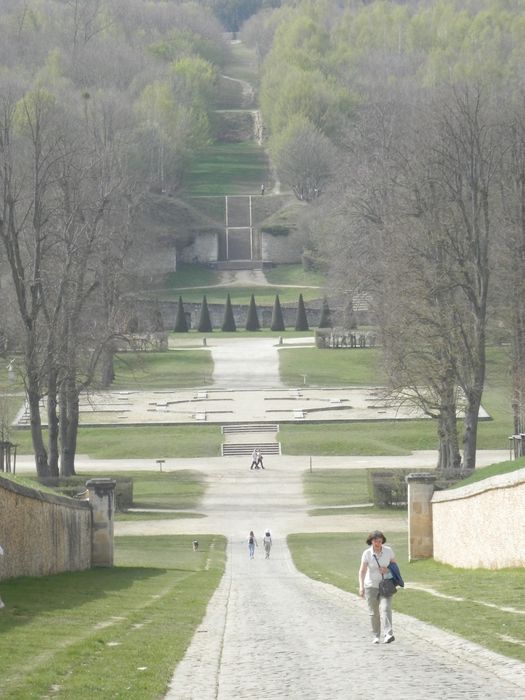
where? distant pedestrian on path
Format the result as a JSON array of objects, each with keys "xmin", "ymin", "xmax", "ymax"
[
  {"xmin": 250, "ymin": 448, "xmax": 260, "ymax": 470},
  {"xmin": 358, "ymin": 530, "xmax": 396, "ymax": 644},
  {"xmin": 256, "ymin": 448, "xmax": 264, "ymax": 469},
  {"xmin": 261, "ymin": 183, "xmax": 265, "ymax": 195},
  {"xmin": 263, "ymin": 530, "xmax": 272, "ymax": 558},
  {"xmin": 248, "ymin": 530, "xmax": 258, "ymax": 559}
]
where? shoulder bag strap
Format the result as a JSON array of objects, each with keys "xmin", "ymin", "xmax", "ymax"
[{"xmin": 373, "ymin": 554, "xmax": 384, "ymax": 579}]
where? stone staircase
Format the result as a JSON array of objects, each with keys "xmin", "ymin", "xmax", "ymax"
[{"xmin": 221, "ymin": 423, "xmax": 281, "ymax": 456}]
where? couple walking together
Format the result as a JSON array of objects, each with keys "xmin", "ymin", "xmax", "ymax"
[
  {"xmin": 250, "ymin": 448, "xmax": 264, "ymax": 469},
  {"xmin": 248, "ymin": 530, "xmax": 272, "ymax": 559}
]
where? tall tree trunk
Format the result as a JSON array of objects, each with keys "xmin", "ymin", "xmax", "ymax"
[
  {"xmin": 462, "ymin": 401, "xmax": 480, "ymax": 472},
  {"xmin": 27, "ymin": 385, "xmax": 51, "ymax": 477},
  {"xmin": 59, "ymin": 378, "xmax": 77, "ymax": 477},
  {"xmin": 436, "ymin": 395, "xmax": 461, "ymax": 474},
  {"xmin": 99, "ymin": 345, "xmax": 115, "ymax": 388},
  {"xmin": 25, "ymin": 337, "xmax": 53, "ymax": 477},
  {"xmin": 47, "ymin": 368, "xmax": 59, "ymax": 474}
]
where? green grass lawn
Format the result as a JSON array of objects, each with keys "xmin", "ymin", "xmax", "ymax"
[
  {"xmin": 156, "ymin": 285, "xmax": 323, "ymax": 305},
  {"xmin": 287, "ymin": 531, "xmax": 525, "ymax": 663},
  {"xmin": 264, "ymin": 263, "xmax": 326, "ymax": 288},
  {"xmin": 11, "ymin": 425, "xmax": 222, "ymax": 459},
  {"xmin": 111, "ymin": 350, "xmax": 214, "ymax": 389},
  {"xmin": 0, "ymin": 535, "xmax": 226, "ymax": 700},
  {"xmin": 165, "ymin": 264, "xmax": 221, "ymax": 289},
  {"xmin": 280, "ymin": 420, "xmax": 438, "ymax": 455},
  {"xmin": 183, "ymin": 141, "xmax": 271, "ymax": 196},
  {"xmin": 279, "ymin": 347, "xmax": 385, "ymax": 386}
]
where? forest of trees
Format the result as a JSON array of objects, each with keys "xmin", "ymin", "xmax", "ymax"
[
  {"xmin": 0, "ymin": 0, "xmax": 229, "ymax": 476},
  {"xmin": 2, "ymin": 0, "xmax": 525, "ymax": 477},
  {"xmin": 243, "ymin": 0, "xmax": 525, "ymax": 473}
]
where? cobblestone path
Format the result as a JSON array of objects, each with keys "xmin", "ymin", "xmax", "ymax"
[{"xmin": 166, "ymin": 538, "xmax": 525, "ymax": 700}]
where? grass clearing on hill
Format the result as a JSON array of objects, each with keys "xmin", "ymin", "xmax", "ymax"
[
  {"xmin": 287, "ymin": 532, "xmax": 525, "ymax": 663},
  {"xmin": 183, "ymin": 142, "xmax": 270, "ymax": 196},
  {"xmin": 0, "ymin": 535, "xmax": 226, "ymax": 700},
  {"xmin": 223, "ymin": 41, "xmax": 259, "ymax": 84}
]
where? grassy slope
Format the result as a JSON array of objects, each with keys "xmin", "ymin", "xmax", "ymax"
[
  {"xmin": 288, "ymin": 532, "xmax": 525, "ymax": 663},
  {"xmin": 0, "ymin": 535, "xmax": 226, "ymax": 699},
  {"xmin": 183, "ymin": 141, "xmax": 271, "ymax": 196}
]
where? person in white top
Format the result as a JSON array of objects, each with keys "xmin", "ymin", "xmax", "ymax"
[
  {"xmin": 358, "ymin": 530, "xmax": 396, "ymax": 644},
  {"xmin": 263, "ymin": 530, "xmax": 272, "ymax": 558}
]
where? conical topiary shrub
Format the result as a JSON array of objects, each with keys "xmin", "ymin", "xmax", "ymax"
[
  {"xmin": 197, "ymin": 295, "xmax": 213, "ymax": 333},
  {"xmin": 318, "ymin": 297, "xmax": 333, "ymax": 328},
  {"xmin": 174, "ymin": 296, "xmax": 189, "ymax": 332},
  {"xmin": 221, "ymin": 293, "xmax": 236, "ymax": 332},
  {"xmin": 245, "ymin": 294, "xmax": 260, "ymax": 331},
  {"xmin": 295, "ymin": 293, "xmax": 309, "ymax": 331},
  {"xmin": 270, "ymin": 294, "xmax": 285, "ymax": 332}
]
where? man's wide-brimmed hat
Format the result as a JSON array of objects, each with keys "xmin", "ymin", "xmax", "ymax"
[{"xmin": 366, "ymin": 530, "xmax": 386, "ymax": 545}]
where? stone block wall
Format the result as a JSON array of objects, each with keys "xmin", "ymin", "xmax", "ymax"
[
  {"xmin": 0, "ymin": 475, "xmax": 92, "ymax": 581},
  {"xmin": 431, "ymin": 468, "xmax": 525, "ymax": 569}
]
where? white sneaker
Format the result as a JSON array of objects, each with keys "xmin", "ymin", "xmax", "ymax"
[
  {"xmin": 384, "ymin": 634, "xmax": 395, "ymax": 644},
  {"xmin": 372, "ymin": 637, "xmax": 380, "ymax": 644}
]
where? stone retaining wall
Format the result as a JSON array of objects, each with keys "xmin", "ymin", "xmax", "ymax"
[
  {"xmin": 431, "ymin": 468, "xmax": 525, "ymax": 569},
  {"xmin": 0, "ymin": 475, "xmax": 92, "ymax": 581}
]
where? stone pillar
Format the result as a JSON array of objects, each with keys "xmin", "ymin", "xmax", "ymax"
[
  {"xmin": 406, "ymin": 473, "xmax": 436, "ymax": 561},
  {"xmin": 87, "ymin": 478, "xmax": 116, "ymax": 567}
]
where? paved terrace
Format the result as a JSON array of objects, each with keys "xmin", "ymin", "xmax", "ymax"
[{"xmin": 11, "ymin": 337, "xmax": 490, "ymax": 427}]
